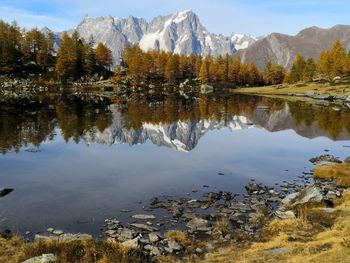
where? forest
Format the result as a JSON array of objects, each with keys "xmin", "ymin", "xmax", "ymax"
[
  {"xmin": 1, "ymin": 19, "xmax": 350, "ymax": 86},
  {"xmin": 0, "ymin": 20, "xmax": 112, "ymax": 81}
]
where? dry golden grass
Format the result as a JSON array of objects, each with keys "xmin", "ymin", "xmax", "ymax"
[
  {"xmin": 0, "ymin": 236, "xmax": 27, "ymax": 263},
  {"xmin": 165, "ymin": 230, "xmax": 191, "ymax": 247},
  {"xmin": 314, "ymin": 163, "xmax": 350, "ymax": 187},
  {"xmin": 0, "ymin": 238, "xmax": 152, "ymax": 263},
  {"xmin": 201, "ymin": 190, "xmax": 350, "ymax": 263},
  {"xmin": 215, "ymin": 218, "xmax": 231, "ymax": 235}
]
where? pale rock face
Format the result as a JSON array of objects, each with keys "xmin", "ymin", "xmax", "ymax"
[
  {"xmin": 49, "ymin": 10, "xmax": 257, "ymax": 66},
  {"xmin": 231, "ymin": 33, "xmax": 259, "ymax": 50},
  {"xmin": 40, "ymin": 27, "xmax": 61, "ymax": 52}
]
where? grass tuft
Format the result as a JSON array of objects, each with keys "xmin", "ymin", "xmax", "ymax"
[
  {"xmin": 165, "ymin": 231, "xmax": 191, "ymax": 247},
  {"xmin": 314, "ymin": 163, "xmax": 350, "ymax": 187},
  {"xmin": 215, "ymin": 218, "xmax": 231, "ymax": 235}
]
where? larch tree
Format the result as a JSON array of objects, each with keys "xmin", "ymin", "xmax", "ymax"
[
  {"xmin": 199, "ymin": 57, "xmax": 210, "ymax": 82},
  {"xmin": 95, "ymin": 42, "xmax": 113, "ymax": 70}
]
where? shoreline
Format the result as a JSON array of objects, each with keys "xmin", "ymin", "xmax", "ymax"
[
  {"xmin": 2, "ymin": 154, "xmax": 349, "ymax": 262},
  {"xmin": 233, "ymin": 82, "xmax": 350, "ymax": 103}
]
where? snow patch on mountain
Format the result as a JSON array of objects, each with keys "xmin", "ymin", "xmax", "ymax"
[{"xmin": 231, "ymin": 33, "xmax": 259, "ymax": 50}]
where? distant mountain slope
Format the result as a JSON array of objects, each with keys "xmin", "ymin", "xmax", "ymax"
[{"xmin": 238, "ymin": 25, "xmax": 350, "ymax": 68}]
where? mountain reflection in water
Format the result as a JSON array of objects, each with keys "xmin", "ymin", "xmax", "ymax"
[{"xmin": 1, "ymin": 92, "xmax": 350, "ymax": 154}]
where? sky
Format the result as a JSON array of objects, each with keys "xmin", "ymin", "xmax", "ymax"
[{"xmin": 0, "ymin": 0, "xmax": 350, "ymax": 36}]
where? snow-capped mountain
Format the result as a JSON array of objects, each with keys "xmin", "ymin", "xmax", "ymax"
[{"xmin": 64, "ymin": 10, "xmax": 257, "ymax": 65}]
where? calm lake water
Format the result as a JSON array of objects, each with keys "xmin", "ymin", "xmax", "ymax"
[{"xmin": 0, "ymin": 91, "xmax": 350, "ymax": 236}]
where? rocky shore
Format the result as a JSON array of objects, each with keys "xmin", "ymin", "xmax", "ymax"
[{"xmin": 8, "ymin": 153, "xmax": 346, "ymax": 262}]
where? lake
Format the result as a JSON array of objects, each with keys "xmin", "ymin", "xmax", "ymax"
[{"xmin": 0, "ymin": 91, "xmax": 350, "ymax": 237}]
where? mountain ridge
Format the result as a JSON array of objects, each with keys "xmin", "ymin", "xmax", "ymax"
[
  {"xmin": 42, "ymin": 11, "xmax": 350, "ymax": 69},
  {"xmin": 43, "ymin": 10, "xmax": 257, "ymax": 65}
]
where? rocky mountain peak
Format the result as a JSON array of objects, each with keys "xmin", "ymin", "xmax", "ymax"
[{"xmin": 59, "ymin": 10, "xmax": 258, "ymax": 65}]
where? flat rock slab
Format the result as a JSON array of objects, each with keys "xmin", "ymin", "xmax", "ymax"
[
  {"xmin": 22, "ymin": 254, "xmax": 57, "ymax": 263},
  {"xmin": 131, "ymin": 214, "xmax": 156, "ymax": 220}
]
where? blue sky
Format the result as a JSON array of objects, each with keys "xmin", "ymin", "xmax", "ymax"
[{"xmin": 1, "ymin": 0, "xmax": 350, "ymax": 36}]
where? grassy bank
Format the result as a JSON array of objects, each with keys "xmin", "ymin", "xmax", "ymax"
[
  {"xmin": 234, "ymin": 82, "xmax": 350, "ymax": 98},
  {"xmin": 200, "ymin": 191, "xmax": 350, "ymax": 263},
  {"xmin": 199, "ymin": 161, "xmax": 350, "ymax": 263}
]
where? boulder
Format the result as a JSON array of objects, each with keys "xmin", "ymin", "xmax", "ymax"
[{"xmin": 282, "ymin": 186, "xmax": 324, "ymax": 208}]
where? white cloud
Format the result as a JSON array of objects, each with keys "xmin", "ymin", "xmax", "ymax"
[{"xmin": 0, "ymin": 6, "xmax": 75, "ymax": 31}]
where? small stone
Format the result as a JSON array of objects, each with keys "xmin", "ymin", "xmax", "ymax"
[
  {"xmin": 149, "ymin": 232, "xmax": 160, "ymax": 243},
  {"xmin": 275, "ymin": 210, "xmax": 295, "ymax": 219},
  {"xmin": 167, "ymin": 239, "xmax": 182, "ymax": 252},
  {"xmin": 52, "ymin": 230, "xmax": 64, "ymax": 235},
  {"xmin": 47, "ymin": 228, "xmax": 54, "ymax": 233},
  {"xmin": 150, "ymin": 246, "xmax": 161, "ymax": 256},
  {"xmin": 196, "ymin": 247, "xmax": 203, "ymax": 254},
  {"xmin": 22, "ymin": 254, "xmax": 57, "ymax": 263}
]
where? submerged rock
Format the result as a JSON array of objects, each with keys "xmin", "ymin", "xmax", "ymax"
[
  {"xmin": 0, "ymin": 188, "xmax": 13, "ymax": 198},
  {"xmin": 132, "ymin": 214, "xmax": 156, "ymax": 220},
  {"xmin": 130, "ymin": 223, "xmax": 158, "ymax": 232}
]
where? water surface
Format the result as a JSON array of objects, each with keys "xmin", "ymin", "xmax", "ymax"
[{"xmin": 0, "ymin": 92, "xmax": 349, "ymax": 236}]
